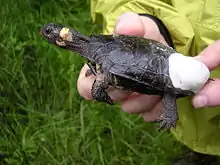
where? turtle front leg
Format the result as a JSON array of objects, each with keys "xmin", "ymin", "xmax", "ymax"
[
  {"xmin": 91, "ymin": 73, "xmax": 113, "ymax": 105},
  {"xmin": 157, "ymin": 93, "xmax": 178, "ymax": 132}
]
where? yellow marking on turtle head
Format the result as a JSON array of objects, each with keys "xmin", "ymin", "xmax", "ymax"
[
  {"xmin": 56, "ymin": 40, "xmax": 66, "ymax": 46},
  {"xmin": 60, "ymin": 27, "xmax": 72, "ymax": 41}
]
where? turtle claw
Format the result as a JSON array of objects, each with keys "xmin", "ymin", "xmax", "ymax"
[
  {"xmin": 94, "ymin": 88, "xmax": 113, "ymax": 105},
  {"xmin": 102, "ymin": 95, "xmax": 113, "ymax": 105},
  {"xmin": 91, "ymin": 74, "xmax": 114, "ymax": 105},
  {"xmin": 85, "ymin": 62, "xmax": 97, "ymax": 77},
  {"xmin": 85, "ymin": 69, "xmax": 93, "ymax": 77},
  {"xmin": 157, "ymin": 114, "xmax": 177, "ymax": 132}
]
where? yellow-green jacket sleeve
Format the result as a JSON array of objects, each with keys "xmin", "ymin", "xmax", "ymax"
[{"xmin": 90, "ymin": 0, "xmax": 220, "ymax": 156}]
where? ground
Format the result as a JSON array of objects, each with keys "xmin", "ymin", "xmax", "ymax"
[{"xmin": 0, "ymin": 0, "xmax": 185, "ymax": 164}]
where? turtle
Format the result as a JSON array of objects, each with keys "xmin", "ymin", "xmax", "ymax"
[{"xmin": 40, "ymin": 22, "xmax": 211, "ymax": 131}]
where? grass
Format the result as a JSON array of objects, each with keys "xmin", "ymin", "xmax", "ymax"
[{"xmin": 0, "ymin": 0, "xmax": 185, "ymax": 164}]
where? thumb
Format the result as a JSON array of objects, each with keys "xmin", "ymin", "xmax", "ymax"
[
  {"xmin": 114, "ymin": 12, "xmax": 145, "ymax": 36},
  {"xmin": 114, "ymin": 12, "xmax": 167, "ymax": 44},
  {"xmin": 195, "ymin": 40, "xmax": 220, "ymax": 70},
  {"xmin": 192, "ymin": 79, "xmax": 220, "ymax": 108}
]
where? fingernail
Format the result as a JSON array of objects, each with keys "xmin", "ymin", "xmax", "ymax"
[{"xmin": 193, "ymin": 95, "xmax": 207, "ymax": 108}]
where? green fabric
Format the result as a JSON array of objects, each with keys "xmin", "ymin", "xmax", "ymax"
[{"xmin": 90, "ymin": 0, "xmax": 220, "ymax": 155}]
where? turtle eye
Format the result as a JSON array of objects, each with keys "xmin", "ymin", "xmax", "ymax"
[{"xmin": 45, "ymin": 27, "xmax": 52, "ymax": 35}]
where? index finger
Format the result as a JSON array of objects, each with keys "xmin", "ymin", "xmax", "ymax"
[{"xmin": 195, "ymin": 40, "xmax": 220, "ymax": 70}]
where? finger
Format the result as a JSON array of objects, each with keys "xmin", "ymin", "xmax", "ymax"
[
  {"xmin": 115, "ymin": 12, "xmax": 145, "ymax": 36},
  {"xmin": 195, "ymin": 40, "xmax": 220, "ymax": 70},
  {"xmin": 140, "ymin": 16, "xmax": 168, "ymax": 45},
  {"xmin": 115, "ymin": 12, "xmax": 168, "ymax": 45},
  {"xmin": 192, "ymin": 78, "xmax": 220, "ymax": 108},
  {"xmin": 141, "ymin": 101, "xmax": 163, "ymax": 122},
  {"xmin": 77, "ymin": 64, "xmax": 95, "ymax": 100},
  {"xmin": 107, "ymin": 87, "xmax": 131, "ymax": 102},
  {"xmin": 121, "ymin": 94, "xmax": 161, "ymax": 114}
]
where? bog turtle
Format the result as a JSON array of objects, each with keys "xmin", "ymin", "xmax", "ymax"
[{"xmin": 40, "ymin": 23, "xmax": 211, "ymax": 131}]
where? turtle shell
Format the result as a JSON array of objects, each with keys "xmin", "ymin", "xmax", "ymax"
[{"xmin": 88, "ymin": 34, "xmax": 191, "ymax": 97}]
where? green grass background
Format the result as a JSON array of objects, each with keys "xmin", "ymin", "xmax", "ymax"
[{"xmin": 0, "ymin": 0, "xmax": 185, "ymax": 164}]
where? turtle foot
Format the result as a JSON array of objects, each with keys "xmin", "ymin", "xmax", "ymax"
[
  {"xmin": 157, "ymin": 93, "xmax": 178, "ymax": 132},
  {"xmin": 91, "ymin": 78, "xmax": 113, "ymax": 105},
  {"xmin": 92, "ymin": 88, "xmax": 113, "ymax": 105},
  {"xmin": 157, "ymin": 114, "xmax": 177, "ymax": 132}
]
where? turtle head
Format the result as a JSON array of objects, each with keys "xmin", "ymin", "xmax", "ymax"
[
  {"xmin": 41, "ymin": 22, "xmax": 90, "ymax": 44},
  {"xmin": 41, "ymin": 23, "xmax": 91, "ymax": 60},
  {"xmin": 40, "ymin": 23, "xmax": 62, "ymax": 44}
]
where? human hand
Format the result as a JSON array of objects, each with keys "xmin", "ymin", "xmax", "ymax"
[
  {"xmin": 77, "ymin": 12, "xmax": 169, "ymax": 122},
  {"xmin": 192, "ymin": 41, "xmax": 220, "ymax": 108}
]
